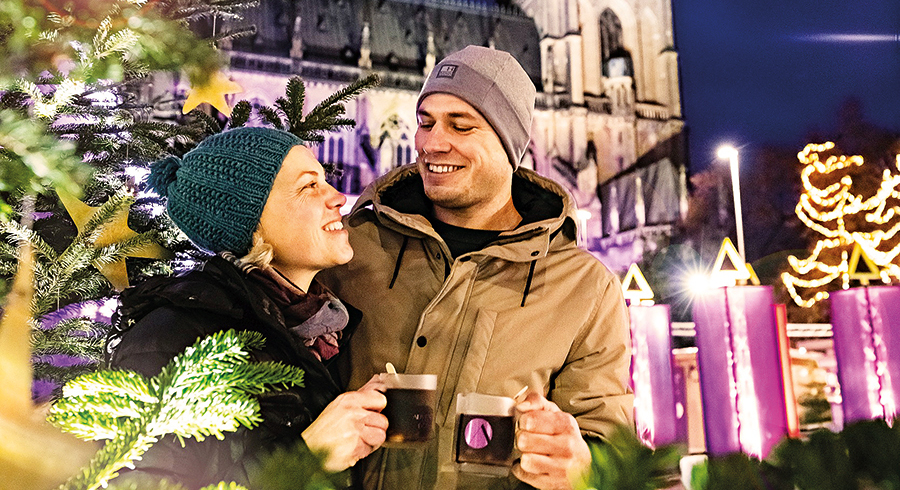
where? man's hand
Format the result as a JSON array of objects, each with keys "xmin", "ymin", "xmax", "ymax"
[
  {"xmin": 301, "ymin": 375, "xmax": 388, "ymax": 472},
  {"xmin": 512, "ymin": 392, "xmax": 591, "ymax": 490}
]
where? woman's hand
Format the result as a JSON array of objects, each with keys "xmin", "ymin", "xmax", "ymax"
[{"xmin": 301, "ymin": 375, "xmax": 388, "ymax": 472}]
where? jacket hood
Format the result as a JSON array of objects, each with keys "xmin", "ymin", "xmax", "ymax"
[{"xmin": 349, "ymin": 164, "xmax": 581, "ymax": 260}]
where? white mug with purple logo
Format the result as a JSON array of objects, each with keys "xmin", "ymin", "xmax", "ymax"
[{"xmin": 455, "ymin": 392, "xmax": 517, "ymax": 475}]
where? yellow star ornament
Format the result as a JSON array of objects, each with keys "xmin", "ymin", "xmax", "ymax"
[
  {"xmin": 182, "ymin": 70, "xmax": 243, "ymax": 116},
  {"xmin": 58, "ymin": 190, "xmax": 172, "ymax": 291}
]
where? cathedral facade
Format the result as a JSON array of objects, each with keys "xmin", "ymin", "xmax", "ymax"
[{"xmin": 216, "ymin": 0, "xmax": 687, "ymax": 272}]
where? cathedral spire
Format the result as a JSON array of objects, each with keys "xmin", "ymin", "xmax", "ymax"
[
  {"xmin": 359, "ymin": 22, "xmax": 372, "ymax": 69},
  {"xmin": 424, "ymin": 29, "xmax": 436, "ymax": 76}
]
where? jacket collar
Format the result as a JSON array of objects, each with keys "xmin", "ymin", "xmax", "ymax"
[
  {"xmin": 350, "ymin": 164, "xmax": 580, "ymax": 261},
  {"xmin": 110, "ymin": 257, "xmax": 361, "ymax": 367}
]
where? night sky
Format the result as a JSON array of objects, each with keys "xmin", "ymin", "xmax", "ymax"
[{"xmin": 671, "ymin": 1, "xmax": 900, "ymax": 173}]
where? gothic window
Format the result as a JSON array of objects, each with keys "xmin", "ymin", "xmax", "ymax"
[
  {"xmin": 394, "ymin": 135, "xmax": 413, "ymax": 167},
  {"xmin": 600, "ymin": 9, "xmax": 632, "ymax": 78},
  {"xmin": 377, "ymin": 114, "xmax": 413, "ymax": 175},
  {"xmin": 317, "ymin": 136, "xmax": 346, "ymax": 165},
  {"xmin": 599, "ymin": 9, "xmax": 623, "ymax": 63}
]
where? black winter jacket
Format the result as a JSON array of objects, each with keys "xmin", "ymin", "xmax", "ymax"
[{"xmin": 105, "ymin": 256, "xmax": 358, "ymax": 488}]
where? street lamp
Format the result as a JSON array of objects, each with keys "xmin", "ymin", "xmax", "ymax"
[{"xmin": 717, "ymin": 145, "xmax": 745, "ymax": 260}]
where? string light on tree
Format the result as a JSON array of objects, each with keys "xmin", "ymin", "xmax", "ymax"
[{"xmin": 782, "ymin": 143, "xmax": 900, "ymax": 307}]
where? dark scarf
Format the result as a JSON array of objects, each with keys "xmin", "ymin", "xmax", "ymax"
[{"xmin": 221, "ymin": 253, "xmax": 349, "ymax": 361}]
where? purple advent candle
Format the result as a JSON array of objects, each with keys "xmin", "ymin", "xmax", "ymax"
[
  {"xmin": 629, "ymin": 304, "xmax": 684, "ymax": 448},
  {"xmin": 692, "ymin": 286, "xmax": 790, "ymax": 458},
  {"xmin": 830, "ymin": 286, "xmax": 900, "ymax": 424}
]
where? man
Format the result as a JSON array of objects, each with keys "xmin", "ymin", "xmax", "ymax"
[{"xmin": 318, "ymin": 45, "xmax": 633, "ymax": 490}]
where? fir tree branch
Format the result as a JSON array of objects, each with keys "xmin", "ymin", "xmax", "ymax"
[
  {"xmin": 256, "ymin": 106, "xmax": 285, "ymax": 130},
  {"xmin": 228, "ymin": 100, "xmax": 252, "ymax": 129},
  {"xmin": 51, "ymin": 329, "xmax": 305, "ymax": 490},
  {"xmin": 52, "ymin": 391, "xmax": 150, "ymax": 425},
  {"xmin": 33, "ymin": 333, "xmax": 105, "ymax": 361},
  {"xmin": 308, "ymin": 73, "xmax": 380, "ymax": 119},
  {"xmin": 576, "ymin": 426, "xmax": 681, "ymax": 490},
  {"xmin": 34, "ymin": 272, "xmax": 110, "ymax": 319},
  {"xmin": 274, "ymin": 77, "xmax": 306, "ymax": 131},
  {"xmin": 106, "ymin": 476, "xmax": 192, "ymax": 490},
  {"xmin": 231, "ymin": 74, "xmax": 379, "ymax": 142},
  {"xmin": 1, "ymin": 220, "xmax": 59, "ymax": 261},
  {"xmin": 0, "ymin": 109, "xmax": 89, "ymax": 219},
  {"xmin": 0, "ymin": 258, "xmax": 17, "ymax": 276},
  {"xmin": 59, "ymin": 420, "xmax": 157, "ymax": 490},
  {"xmin": 33, "ymin": 362, "xmax": 100, "ymax": 393},
  {"xmin": 213, "ymin": 26, "xmax": 257, "ymax": 46},
  {"xmin": 93, "ymin": 232, "xmax": 162, "ymax": 266},
  {"xmin": 249, "ymin": 440, "xmax": 341, "ymax": 490},
  {"xmin": 291, "ymin": 74, "xmax": 378, "ymax": 141},
  {"xmin": 76, "ymin": 192, "xmax": 135, "ymax": 245},
  {"xmin": 187, "ymin": 109, "xmax": 225, "ymax": 138},
  {"xmin": 46, "ymin": 409, "xmax": 123, "ymax": 441},
  {"xmin": 235, "ymin": 330, "xmax": 266, "ymax": 350},
  {"xmin": 152, "ymin": 391, "xmax": 261, "ymax": 442},
  {"xmin": 199, "ymin": 483, "xmax": 249, "ymax": 490},
  {"xmin": 61, "ymin": 369, "xmax": 156, "ymax": 402},
  {"xmin": 31, "ymin": 241, "xmax": 106, "ymax": 317},
  {"xmin": 157, "ymin": 0, "xmax": 259, "ymax": 23},
  {"xmin": 38, "ymin": 317, "xmax": 109, "ymax": 339}
]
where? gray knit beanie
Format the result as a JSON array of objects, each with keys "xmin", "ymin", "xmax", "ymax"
[
  {"xmin": 417, "ymin": 45, "xmax": 536, "ymax": 169},
  {"xmin": 146, "ymin": 127, "xmax": 303, "ymax": 255}
]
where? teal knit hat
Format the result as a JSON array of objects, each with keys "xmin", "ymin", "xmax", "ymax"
[{"xmin": 146, "ymin": 127, "xmax": 303, "ymax": 255}]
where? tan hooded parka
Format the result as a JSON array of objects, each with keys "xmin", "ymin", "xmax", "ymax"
[{"xmin": 318, "ymin": 164, "xmax": 633, "ymax": 490}]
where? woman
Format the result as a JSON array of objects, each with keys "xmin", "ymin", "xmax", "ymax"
[{"xmin": 105, "ymin": 127, "xmax": 387, "ymax": 488}]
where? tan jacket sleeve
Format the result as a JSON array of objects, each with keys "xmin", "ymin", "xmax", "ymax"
[{"xmin": 549, "ymin": 273, "xmax": 634, "ymax": 440}]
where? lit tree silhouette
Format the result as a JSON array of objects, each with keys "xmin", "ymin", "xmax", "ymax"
[{"xmin": 782, "ymin": 142, "xmax": 900, "ymax": 307}]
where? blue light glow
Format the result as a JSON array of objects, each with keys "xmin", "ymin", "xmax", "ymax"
[{"xmin": 796, "ymin": 33, "xmax": 900, "ymax": 43}]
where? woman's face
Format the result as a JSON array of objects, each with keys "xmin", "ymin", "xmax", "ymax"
[{"xmin": 258, "ymin": 145, "xmax": 352, "ymax": 289}]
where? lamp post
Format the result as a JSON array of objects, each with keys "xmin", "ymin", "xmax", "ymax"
[{"xmin": 718, "ymin": 145, "xmax": 745, "ymax": 260}]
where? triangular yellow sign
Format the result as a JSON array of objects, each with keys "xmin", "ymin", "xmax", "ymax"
[
  {"xmin": 711, "ymin": 237, "xmax": 751, "ymax": 284},
  {"xmin": 745, "ymin": 262, "xmax": 761, "ymax": 286},
  {"xmin": 622, "ymin": 263, "xmax": 654, "ymax": 303},
  {"xmin": 848, "ymin": 242, "xmax": 881, "ymax": 282}
]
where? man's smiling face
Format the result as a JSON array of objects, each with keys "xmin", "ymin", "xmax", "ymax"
[{"xmin": 415, "ymin": 93, "xmax": 515, "ymax": 227}]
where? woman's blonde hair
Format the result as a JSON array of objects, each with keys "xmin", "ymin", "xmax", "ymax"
[{"xmin": 237, "ymin": 230, "xmax": 274, "ymax": 269}]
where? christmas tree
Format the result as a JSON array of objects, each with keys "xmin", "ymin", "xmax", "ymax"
[
  {"xmin": 782, "ymin": 142, "xmax": 900, "ymax": 308},
  {"xmin": 0, "ymin": 0, "xmax": 260, "ymax": 393},
  {"xmin": 0, "ymin": 0, "xmax": 381, "ymax": 488},
  {"xmin": 1, "ymin": 0, "xmax": 378, "ymax": 397}
]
